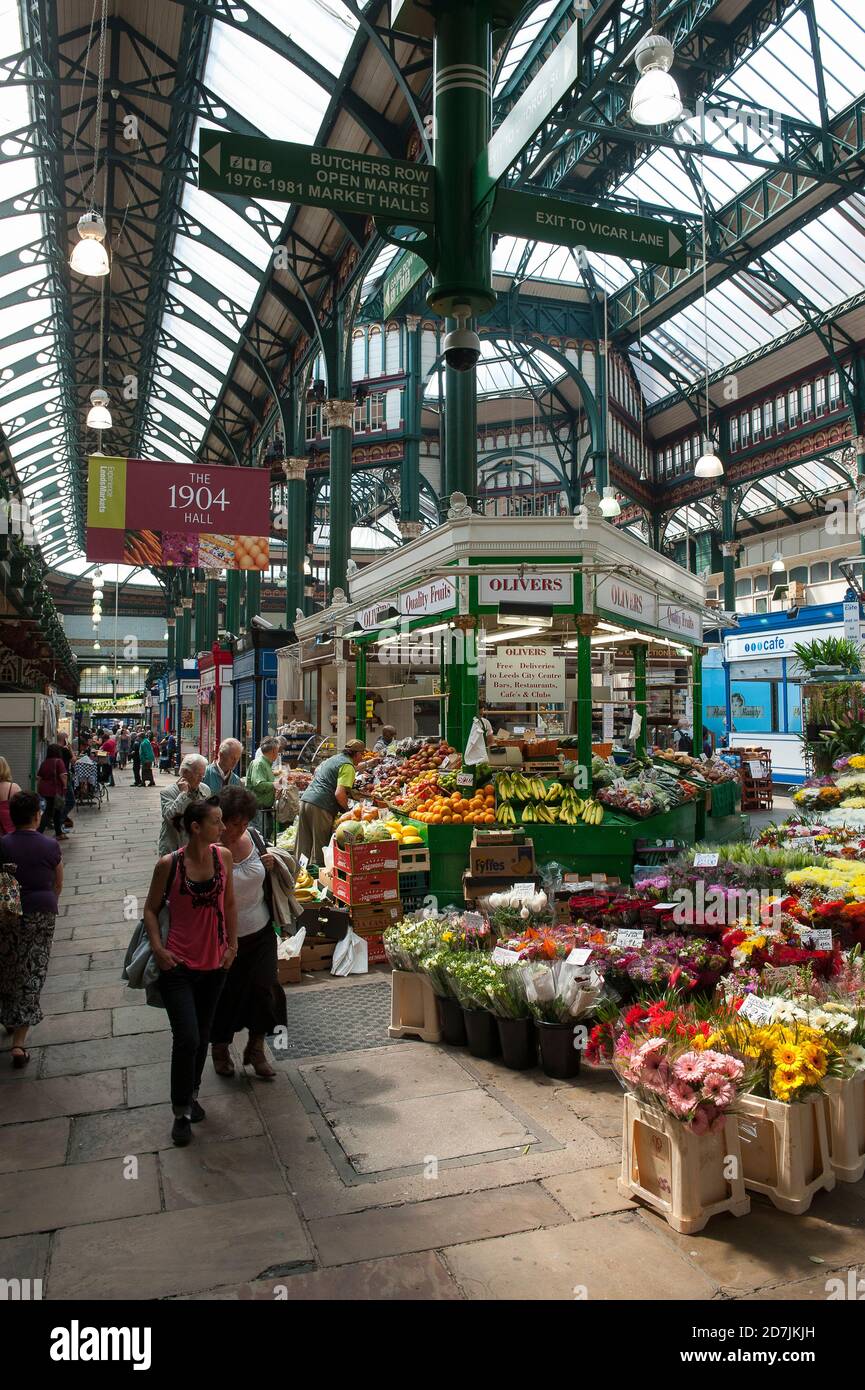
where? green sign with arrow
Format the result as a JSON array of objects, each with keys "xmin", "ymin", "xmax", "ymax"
[
  {"xmin": 382, "ymin": 250, "xmax": 427, "ymax": 318},
  {"xmin": 491, "ymin": 188, "xmax": 687, "ymax": 269},
  {"xmin": 198, "ymin": 129, "xmax": 435, "ymax": 225}
]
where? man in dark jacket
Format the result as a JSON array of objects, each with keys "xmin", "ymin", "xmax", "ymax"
[{"xmin": 130, "ymin": 728, "xmax": 142, "ymax": 787}]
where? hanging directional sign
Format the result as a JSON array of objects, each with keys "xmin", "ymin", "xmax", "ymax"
[
  {"xmin": 198, "ymin": 130, "xmax": 435, "ymax": 225},
  {"xmin": 383, "ymin": 249, "xmax": 427, "ymax": 318},
  {"xmin": 486, "ymin": 21, "xmax": 582, "ymax": 186},
  {"xmin": 491, "ymin": 188, "xmax": 687, "ymax": 269}
]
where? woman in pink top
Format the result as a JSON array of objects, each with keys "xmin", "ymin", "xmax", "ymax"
[
  {"xmin": 0, "ymin": 756, "xmax": 22, "ymax": 835},
  {"xmin": 143, "ymin": 798, "xmax": 237, "ymax": 1146}
]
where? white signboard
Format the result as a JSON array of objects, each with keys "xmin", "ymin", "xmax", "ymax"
[
  {"xmin": 479, "ymin": 571, "xmax": 574, "ymax": 607},
  {"xmin": 726, "ymin": 624, "xmax": 844, "ymax": 662},
  {"xmin": 657, "ymin": 601, "xmax": 701, "ymax": 642},
  {"xmin": 485, "ymin": 645, "xmax": 566, "ymax": 703},
  {"xmin": 595, "ymin": 575, "xmax": 658, "ymax": 629},
  {"xmin": 844, "ymin": 602, "xmax": 861, "ymax": 642},
  {"xmin": 357, "ymin": 601, "xmax": 391, "ymax": 631},
  {"xmin": 399, "ymin": 577, "xmax": 457, "ymax": 618}
]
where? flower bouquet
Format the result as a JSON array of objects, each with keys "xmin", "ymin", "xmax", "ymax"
[
  {"xmin": 614, "ymin": 1032, "xmax": 751, "ymax": 1234},
  {"xmin": 447, "ymin": 952, "xmax": 506, "ymax": 1058},
  {"xmin": 383, "ymin": 915, "xmax": 446, "ymax": 972}
]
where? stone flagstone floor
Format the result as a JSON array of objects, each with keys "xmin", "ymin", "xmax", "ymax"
[{"xmin": 2, "ymin": 771, "xmax": 865, "ymax": 1301}]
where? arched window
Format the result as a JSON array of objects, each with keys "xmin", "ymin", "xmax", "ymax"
[
  {"xmin": 385, "ymin": 325, "xmax": 400, "ymax": 374},
  {"xmin": 368, "ymin": 327, "xmax": 383, "ymax": 376}
]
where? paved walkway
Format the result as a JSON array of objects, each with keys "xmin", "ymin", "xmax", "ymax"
[{"xmin": 2, "ymin": 776, "xmax": 864, "ymax": 1301}]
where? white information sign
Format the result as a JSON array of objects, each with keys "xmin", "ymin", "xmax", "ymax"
[
  {"xmin": 657, "ymin": 601, "xmax": 701, "ymax": 641},
  {"xmin": 479, "ymin": 571, "xmax": 573, "ymax": 607},
  {"xmin": 595, "ymin": 575, "xmax": 658, "ymax": 629},
  {"xmin": 398, "ymin": 577, "xmax": 457, "ymax": 618},
  {"xmin": 566, "ymin": 947, "xmax": 593, "ymax": 966},
  {"xmin": 485, "ymin": 645, "xmax": 566, "ymax": 703},
  {"xmin": 738, "ymin": 994, "xmax": 776, "ymax": 1025}
]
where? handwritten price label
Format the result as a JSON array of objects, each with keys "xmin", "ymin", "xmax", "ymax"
[
  {"xmin": 566, "ymin": 947, "xmax": 593, "ymax": 966},
  {"xmin": 298, "ymin": 853, "xmax": 309, "ymax": 870},
  {"xmin": 693, "ymin": 852, "xmax": 719, "ymax": 868},
  {"xmin": 738, "ymin": 994, "xmax": 775, "ymax": 1025},
  {"xmin": 492, "ymin": 947, "xmax": 520, "ymax": 965},
  {"xmin": 799, "ymin": 928, "xmax": 833, "ymax": 951},
  {"xmin": 615, "ymin": 929, "xmax": 644, "ymax": 947}
]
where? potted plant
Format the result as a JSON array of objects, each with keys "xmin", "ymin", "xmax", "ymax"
[
  {"xmin": 449, "ymin": 955, "xmax": 503, "ymax": 1059},
  {"xmin": 485, "ymin": 967, "xmax": 536, "ymax": 1070},
  {"xmin": 420, "ymin": 946, "xmax": 467, "ymax": 1046}
]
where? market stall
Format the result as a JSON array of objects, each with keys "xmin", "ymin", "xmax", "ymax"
[
  {"xmin": 232, "ymin": 629, "xmax": 290, "ymax": 772},
  {"xmin": 197, "ymin": 644, "xmax": 233, "ymax": 763},
  {"xmin": 165, "ymin": 661, "xmax": 199, "ymax": 758},
  {"xmin": 292, "ymin": 505, "xmax": 717, "ymax": 897}
]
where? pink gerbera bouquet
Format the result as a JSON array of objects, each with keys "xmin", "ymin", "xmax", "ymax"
[{"xmin": 612, "ymin": 1034, "xmax": 745, "ymax": 1134}]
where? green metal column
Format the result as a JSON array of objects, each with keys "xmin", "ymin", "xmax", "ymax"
[
  {"xmin": 204, "ymin": 572, "xmax": 219, "ymax": 650},
  {"xmin": 400, "ymin": 315, "xmax": 423, "ymax": 536},
  {"xmin": 193, "ymin": 572, "xmax": 206, "ymax": 656},
  {"xmin": 692, "ymin": 646, "xmax": 705, "ymax": 840},
  {"xmin": 355, "ymin": 642, "xmax": 367, "ymax": 743},
  {"xmin": 444, "ymin": 321, "xmax": 478, "ymax": 503},
  {"xmin": 225, "ymin": 570, "xmax": 241, "ymax": 636},
  {"xmin": 324, "ymin": 399, "xmax": 354, "ymax": 597},
  {"xmin": 283, "ymin": 457, "xmax": 307, "ymax": 623},
  {"xmin": 167, "ymin": 618, "xmax": 175, "ymax": 670},
  {"xmin": 427, "ymin": 1, "xmax": 496, "ymax": 322},
  {"xmin": 632, "ymin": 643, "xmax": 647, "ymax": 757},
  {"xmin": 576, "ymin": 629, "xmax": 594, "ymax": 792},
  {"xmin": 720, "ymin": 487, "xmax": 737, "ymax": 612},
  {"xmin": 179, "ymin": 572, "xmax": 192, "ymax": 660},
  {"xmin": 246, "ymin": 569, "xmax": 261, "ymax": 628}
]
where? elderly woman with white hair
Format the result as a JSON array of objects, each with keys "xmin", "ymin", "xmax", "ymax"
[
  {"xmin": 158, "ymin": 752, "xmax": 210, "ymax": 856},
  {"xmin": 203, "ymin": 738, "xmax": 244, "ymax": 795}
]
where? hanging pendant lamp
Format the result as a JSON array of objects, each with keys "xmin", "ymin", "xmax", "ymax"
[{"xmin": 70, "ymin": 211, "xmax": 110, "ymax": 277}]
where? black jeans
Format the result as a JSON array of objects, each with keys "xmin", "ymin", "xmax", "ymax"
[
  {"xmin": 39, "ymin": 794, "xmax": 64, "ymax": 837},
  {"xmin": 131, "ymin": 755, "xmax": 141, "ymax": 785},
  {"xmin": 140, "ymin": 761, "xmax": 155, "ymax": 786},
  {"xmin": 159, "ymin": 964, "xmax": 227, "ymax": 1112}
]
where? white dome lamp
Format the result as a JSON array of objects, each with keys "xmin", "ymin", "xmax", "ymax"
[
  {"xmin": 86, "ymin": 387, "xmax": 112, "ymax": 431},
  {"xmin": 771, "ymin": 550, "xmax": 786, "ymax": 574},
  {"xmin": 599, "ymin": 487, "xmax": 621, "ymax": 519},
  {"xmin": 694, "ymin": 442, "xmax": 724, "ymax": 479},
  {"xmin": 630, "ymin": 34, "xmax": 683, "ymax": 127},
  {"xmin": 70, "ymin": 211, "xmax": 110, "ymax": 277}
]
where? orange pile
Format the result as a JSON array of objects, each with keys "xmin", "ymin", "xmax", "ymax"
[{"xmin": 411, "ymin": 784, "xmax": 497, "ymax": 825}]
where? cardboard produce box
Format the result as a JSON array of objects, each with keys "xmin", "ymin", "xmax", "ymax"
[
  {"xmin": 472, "ymin": 828, "xmax": 527, "ymax": 846},
  {"xmin": 333, "ymin": 866, "xmax": 400, "ymax": 906},
  {"xmin": 300, "ymin": 937, "xmax": 336, "ymax": 971},
  {"xmin": 469, "ymin": 841, "xmax": 536, "ymax": 878},
  {"xmin": 350, "ymin": 900, "xmax": 403, "ymax": 933},
  {"xmin": 462, "ymin": 870, "xmax": 542, "ymax": 903},
  {"xmin": 333, "ymin": 840, "xmax": 400, "ymax": 875},
  {"xmin": 277, "ymin": 956, "xmax": 301, "ymax": 985},
  {"xmin": 298, "ymin": 904, "xmax": 350, "ymax": 941}
]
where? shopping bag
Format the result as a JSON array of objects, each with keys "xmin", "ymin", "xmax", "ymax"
[
  {"xmin": 464, "ymin": 716, "xmax": 491, "ymax": 767},
  {"xmin": 331, "ymin": 927, "xmax": 368, "ymax": 976}
]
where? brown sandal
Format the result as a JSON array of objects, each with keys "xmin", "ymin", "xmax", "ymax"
[
  {"xmin": 211, "ymin": 1043, "xmax": 235, "ymax": 1077},
  {"xmin": 242, "ymin": 1036, "xmax": 275, "ymax": 1080},
  {"xmin": 11, "ymin": 1047, "xmax": 30, "ymax": 1069}
]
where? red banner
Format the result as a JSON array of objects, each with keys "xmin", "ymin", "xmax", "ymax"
[{"xmin": 86, "ymin": 457, "xmax": 271, "ymax": 569}]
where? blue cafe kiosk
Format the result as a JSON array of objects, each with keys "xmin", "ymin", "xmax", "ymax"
[
  {"xmin": 232, "ymin": 628, "xmax": 291, "ymax": 773},
  {"xmin": 703, "ymin": 598, "xmax": 863, "ymax": 783}
]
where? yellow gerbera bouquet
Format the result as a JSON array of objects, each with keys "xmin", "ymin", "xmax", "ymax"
[{"xmin": 720, "ymin": 1019, "xmax": 842, "ymax": 1103}]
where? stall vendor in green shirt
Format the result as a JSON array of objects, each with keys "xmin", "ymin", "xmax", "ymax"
[
  {"xmin": 245, "ymin": 735, "xmax": 281, "ymax": 837},
  {"xmin": 296, "ymin": 740, "xmax": 367, "ymax": 865}
]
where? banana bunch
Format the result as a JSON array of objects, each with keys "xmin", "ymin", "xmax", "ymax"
[
  {"xmin": 295, "ymin": 866, "xmax": 314, "ymax": 888},
  {"xmin": 580, "ymin": 798, "xmax": 604, "ymax": 825},
  {"xmin": 520, "ymin": 801, "xmax": 559, "ymax": 824},
  {"xmin": 496, "ymin": 802, "xmax": 517, "ymax": 825},
  {"xmin": 544, "ymin": 782, "xmax": 564, "ymax": 803},
  {"xmin": 495, "ymin": 772, "xmax": 547, "ymax": 802},
  {"xmin": 559, "ymin": 789, "xmax": 585, "ymax": 825},
  {"xmin": 294, "ymin": 865, "xmax": 319, "ymax": 901}
]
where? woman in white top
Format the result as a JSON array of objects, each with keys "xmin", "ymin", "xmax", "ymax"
[{"xmin": 209, "ymin": 786, "xmax": 287, "ymax": 1079}]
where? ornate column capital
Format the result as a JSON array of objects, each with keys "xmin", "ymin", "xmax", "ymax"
[
  {"xmin": 575, "ymin": 614, "xmax": 601, "ymax": 638},
  {"xmin": 167, "ymin": 617, "xmax": 176, "ymax": 629},
  {"xmin": 446, "ymin": 490, "xmax": 473, "ymax": 520},
  {"xmin": 192, "ymin": 579, "xmax": 206, "ymax": 595},
  {"xmin": 398, "ymin": 519, "xmax": 423, "ymax": 540},
  {"xmin": 404, "ymin": 314, "xmax": 421, "ymax": 332},
  {"xmin": 204, "ymin": 568, "xmax": 221, "ymax": 584},
  {"xmin": 854, "ymin": 434, "xmax": 865, "ymax": 456},
  {"xmin": 720, "ymin": 540, "xmax": 740, "ymax": 559},
  {"xmin": 282, "ymin": 456, "xmax": 307, "ymax": 483},
  {"xmin": 581, "ymin": 488, "xmax": 602, "ymax": 521},
  {"xmin": 323, "ymin": 399, "xmax": 354, "ymax": 430}
]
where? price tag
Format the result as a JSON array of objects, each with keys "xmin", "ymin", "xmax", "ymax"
[
  {"xmin": 693, "ymin": 852, "xmax": 719, "ymax": 868},
  {"xmin": 615, "ymin": 928, "xmax": 644, "ymax": 947},
  {"xmin": 738, "ymin": 994, "xmax": 775, "ymax": 1025},
  {"xmin": 462, "ymin": 911, "xmax": 484, "ymax": 930},
  {"xmin": 456, "ymin": 771, "xmax": 474, "ymax": 788},
  {"xmin": 566, "ymin": 947, "xmax": 592, "ymax": 965},
  {"xmin": 653, "ymin": 902, "xmax": 678, "ymax": 912},
  {"xmin": 512, "ymin": 882, "xmax": 537, "ymax": 899},
  {"xmin": 492, "ymin": 946, "xmax": 520, "ymax": 965},
  {"xmin": 568, "ymin": 881, "xmax": 597, "ymax": 892},
  {"xmin": 748, "ymin": 760, "xmax": 765, "ymax": 779},
  {"xmin": 298, "ymin": 853, "xmax": 309, "ymax": 870},
  {"xmin": 800, "ymin": 928, "xmax": 833, "ymax": 951}
]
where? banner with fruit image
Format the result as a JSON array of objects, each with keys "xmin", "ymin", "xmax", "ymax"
[{"xmin": 86, "ymin": 455, "xmax": 270, "ymax": 570}]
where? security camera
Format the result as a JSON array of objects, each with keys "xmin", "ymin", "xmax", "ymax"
[{"xmin": 443, "ymin": 305, "xmax": 480, "ymax": 373}]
